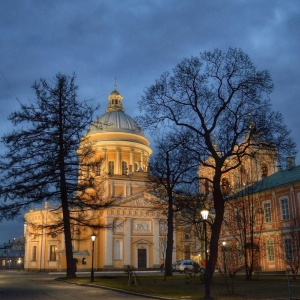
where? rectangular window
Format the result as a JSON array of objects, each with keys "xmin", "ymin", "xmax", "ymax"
[
  {"xmin": 32, "ymin": 245, "xmax": 37, "ymax": 261},
  {"xmin": 280, "ymin": 198, "xmax": 290, "ymax": 220},
  {"xmin": 108, "ymin": 161, "xmax": 114, "ymax": 175},
  {"xmin": 114, "ymin": 239, "xmax": 122, "ymax": 260},
  {"xmin": 264, "ymin": 202, "xmax": 272, "ymax": 223},
  {"xmin": 284, "ymin": 238, "xmax": 293, "ymax": 261},
  {"xmin": 266, "ymin": 239, "xmax": 274, "ymax": 261},
  {"xmin": 49, "ymin": 245, "xmax": 57, "ymax": 261}
]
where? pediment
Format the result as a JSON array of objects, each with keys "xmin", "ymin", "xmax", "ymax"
[
  {"xmin": 133, "ymin": 239, "xmax": 152, "ymax": 245},
  {"xmin": 119, "ymin": 192, "xmax": 164, "ymax": 208}
]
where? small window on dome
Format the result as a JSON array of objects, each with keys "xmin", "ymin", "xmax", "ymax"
[{"xmin": 122, "ymin": 161, "xmax": 128, "ymax": 175}]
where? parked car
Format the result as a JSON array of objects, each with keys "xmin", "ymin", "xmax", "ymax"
[
  {"xmin": 177, "ymin": 259, "xmax": 195, "ymax": 273},
  {"xmin": 172, "ymin": 260, "xmax": 184, "ymax": 272}
]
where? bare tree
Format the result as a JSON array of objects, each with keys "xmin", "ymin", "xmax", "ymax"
[
  {"xmin": 138, "ymin": 48, "xmax": 296, "ymax": 298},
  {"xmin": 0, "ymin": 73, "xmax": 104, "ymax": 278},
  {"xmin": 279, "ymin": 216, "xmax": 300, "ymax": 277},
  {"xmin": 148, "ymin": 130, "xmax": 199, "ymax": 276},
  {"xmin": 217, "ymin": 242, "xmax": 244, "ymax": 295},
  {"xmin": 224, "ymin": 189, "xmax": 264, "ymax": 279},
  {"xmin": 174, "ymin": 193, "xmax": 210, "ymax": 264}
]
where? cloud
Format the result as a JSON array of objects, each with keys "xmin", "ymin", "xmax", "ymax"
[{"xmin": 0, "ymin": 0, "xmax": 299, "ymax": 241}]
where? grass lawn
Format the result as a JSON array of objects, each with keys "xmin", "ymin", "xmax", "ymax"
[{"xmin": 63, "ymin": 273, "xmax": 299, "ymax": 299}]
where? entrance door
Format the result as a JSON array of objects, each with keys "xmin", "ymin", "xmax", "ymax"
[{"xmin": 138, "ymin": 249, "xmax": 147, "ymax": 269}]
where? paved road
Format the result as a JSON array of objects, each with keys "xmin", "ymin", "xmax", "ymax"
[{"xmin": 0, "ymin": 270, "xmax": 162, "ymax": 300}]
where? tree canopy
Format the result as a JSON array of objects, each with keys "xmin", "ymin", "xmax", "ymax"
[
  {"xmin": 138, "ymin": 48, "xmax": 296, "ymax": 298},
  {"xmin": 0, "ymin": 73, "xmax": 100, "ymax": 277}
]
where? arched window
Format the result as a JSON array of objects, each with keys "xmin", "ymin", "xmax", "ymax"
[
  {"xmin": 134, "ymin": 163, "xmax": 138, "ymax": 171},
  {"xmin": 122, "ymin": 161, "xmax": 128, "ymax": 175},
  {"xmin": 82, "ymin": 257, "xmax": 87, "ymax": 265},
  {"xmin": 221, "ymin": 177, "xmax": 230, "ymax": 196},
  {"xmin": 261, "ymin": 164, "xmax": 268, "ymax": 178},
  {"xmin": 108, "ymin": 161, "xmax": 114, "ymax": 175},
  {"xmin": 240, "ymin": 165, "xmax": 247, "ymax": 186}
]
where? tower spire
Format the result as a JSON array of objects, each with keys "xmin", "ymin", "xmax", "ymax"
[{"xmin": 106, "ymin": 79, "xmax": 124, "ymax": 112}]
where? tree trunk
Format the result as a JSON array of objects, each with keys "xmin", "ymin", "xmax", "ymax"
[
  {"xmin": 203, "ymin": 177, "xmax": 225, "ymax": 299},
  {"xmin": 165, "ymin": 196, "xmax": 174, "ymax": 276},
  {"xmin": 61, "ymin": 200, "xmax": 76, "ymax": 278},
  {"xmin": 58, "ymin": 93, "xmax": 76, "ymax": 278}
]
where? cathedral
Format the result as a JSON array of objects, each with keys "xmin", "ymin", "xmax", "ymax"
[
  {"xmin": 23, "ymin": 86, "xmax": 178, "ymax": 271},
  {"xmin": 23, "ymin": 85, "xmax": 299, "ymax": 273}
]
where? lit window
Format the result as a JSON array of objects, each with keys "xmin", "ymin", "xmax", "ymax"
[
  {"xmin": 280, "ymin": 198, "xmax": 290, "ymax": 220},
  {"xmin": 108, "ymin": 161, "xmax": 114, "ymax": 175},
  {"xmin": 266, "ymin": 239, "xmax": 274, "ymax": 261},
  {"xmin": 49, "ymin": 245, "xmax": 57, "ymax": 261},
  {"xmin": 264, "ymin": 202, "xmax": 272, "ymax": 223}
]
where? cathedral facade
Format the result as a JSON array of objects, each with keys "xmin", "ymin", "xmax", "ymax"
[{"xmin": 23, "ymin": 86, "xmax": 179, "ymax": 271}]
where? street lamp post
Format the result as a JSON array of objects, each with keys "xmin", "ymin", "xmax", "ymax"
[
  {"xmin": 222, "ymin": 241, "xmax": 227, "ymax": 275},
  {"xmin": 201, "ymin": 209, "xmax": 211, "ymax": 299},
  {"xmin": 200, "ymin": 209, "xmax": 209, "ymax": 269},
  {"xmin": 91, "ymin": 234, "xmax": 96, "ymax": 282}
]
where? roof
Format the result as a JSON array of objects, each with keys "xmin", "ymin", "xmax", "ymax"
[
  {"xmin": 85, "ymin": 87, "xmax": 145, "ymax": 137},
  {"xmin": 230, "ymin": 165, "xmax": 300, "ymax": 198},
  {"xmin": 87, "ymin": 110, "xmax": 145, "ymax": 136}
]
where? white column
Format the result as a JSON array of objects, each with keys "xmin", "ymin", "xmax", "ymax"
[
  {"xmin": 102, "ymin": 148, "xmax": 107, "ymax": 173},
  {"xmin": 104, "ymin": 218, "xmax": 113, "ymax": 267},
  {"xmin": 140, "ymin": 151, "xmax": 144, "ymax": 170},
  {"xmin": 153, "ymin": 219, "xmax": 160, "ymax": 266},
  {"xmin": 116, "ymin": 147, "xmax": 121, "ymax": 175},
  {"xmin": 124, "ymin": 218, "xmax": 132, "ymax": 266},
  {"xmin": 130, "ymin": 149, "xmax": 134, "ymax": 167},
  {"xmin": 24, "ymin": 222, "xmax": 29, "ymax": 269},
  {"xmin": 172, "ymin": 226, "xmax": 177, "ymax": 262}
]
